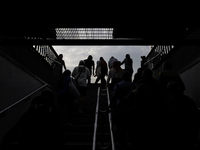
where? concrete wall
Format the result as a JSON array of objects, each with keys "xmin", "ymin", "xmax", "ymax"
[
  {"xmin": 150, "ymin": 46, "xmax": 200, "ymax": 108},
  {"xmin": 1, "ymin": 45, "xmax": 60, "ymax": 90},
  {"xmin": 180, "ymin": 60, "xmax": 200, "ymax": 107},
  {"xmin": 0, "ymin": 54, "xmax": 45, "ymax": 111},
  {"xmin": 0, "ymin": 51, "xmax": 51, "ymax": 145}
]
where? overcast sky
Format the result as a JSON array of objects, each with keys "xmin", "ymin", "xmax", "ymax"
[{"xmin": 53, "ymin": 46, "xmax": 151, "ymax": 83}]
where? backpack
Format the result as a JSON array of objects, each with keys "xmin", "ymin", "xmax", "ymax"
[
  {"xmin": 101, "ymin": 61, "xmax": 107, "ymax": 68},
  {"xmin": 100, "ymin": 61, "xmax": 107, "ymax": 74}
]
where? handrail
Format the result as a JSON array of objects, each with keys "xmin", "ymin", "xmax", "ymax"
[
  {"xmin": 143, "ymin": 53, "xmax": 160, "ymax": 66},
  {"xmin": 92, "ymin": 87, "xmax": 115, "ymax": 150},
  {"xmin": 93, "ymin": 87, "xmax": 100, "ymax": 150},
  {"xmin": 106, "ymin": 88, "xmax": 115, "ymax": 150},
  {"xmin": 34, "ymin": 45, "xmax": 61, "ymax": 67},
  {"xmin": 144, "ymin": 45, "xmax": 175, "ymax": 67},
  {"xmin": 0, "ymin": 84, "xmax": 49, "ymax": 114}
]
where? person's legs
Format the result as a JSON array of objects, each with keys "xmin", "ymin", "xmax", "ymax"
[
  {"xmin": 95, "ymin": 77, "xmax": 101, "ymax": 84},
  {"xmin": 88, "ymin": 76, "xmax": 91, "ymax": 84},
  {"xmin": 77, "ymin": 87, "xmax": 87, "ymax": 113},
  {"xmin": 100, "ymin": 74, "xmax": 106, "ymax": 88}
]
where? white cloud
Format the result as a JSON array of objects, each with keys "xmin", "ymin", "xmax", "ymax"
[{"xmin": 53, "ymin": 46, "xmax": 150, "ymax": 83}]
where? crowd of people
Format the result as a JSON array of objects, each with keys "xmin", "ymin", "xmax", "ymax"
[
  {"xmin": 56, "ymin": 53, "xmax": 200, "ymax": 149},
  {"xmin": 56, "ymin": 54, "xmax": 133, "ymax": 114},
  {"xmin": 9, "ymin": 53, "xmax": 200, "ymax": 149},
  {"xmin": 55, "ymin": 53, "xmax": 200, "ymax": 149},
  {"xmin": 109, "ymin": 62, "xmax": 200, "ymax": 149}
]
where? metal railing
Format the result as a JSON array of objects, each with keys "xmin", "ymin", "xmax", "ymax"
[
  {"xmin": 144, "ymin": 45, "xmax": 175, "ymax": 69},
  {"xmin": 33, "ymin": 45, "xmax": 61, "ymax": 67},
  {"xmin": 93, "ymin": 87, "xmax": 100, "ymax": 150},
  {"xmin": 107, "ymin": 88, "xmax": 115, "ymax": 150},
  {"xmin": 0, "ymin": 84, "xmax": 49, "ymax": 115},
  {"xmin": 92, "ymin": 87, "xmax": 115, "ymax": 150}
]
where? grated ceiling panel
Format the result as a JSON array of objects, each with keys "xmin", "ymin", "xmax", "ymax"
[{"xmin": 56, "ymin": 28, "xmax": 113, "ymax": 39}]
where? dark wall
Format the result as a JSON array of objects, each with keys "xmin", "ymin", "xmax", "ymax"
[
  {"xmin": 150, "ymin": 46, "xmax": 200, "ymax": 107},
  {"xmin": 1, "ymin": 45, "xmax": 60, "ymax": 90},
  {"xmin": 152, "ymin": 46, "xmax": 200, "ymax": 79},
  {"xmin": 0, "ymin": 48, "xmax": 54, "ymax": 145}
]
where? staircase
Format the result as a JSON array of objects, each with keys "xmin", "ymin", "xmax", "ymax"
[
  {"xmin": 64, "ymin": 84, "xmax": 97, "ymax": 150},
  {"xmin": 0, "ymin": 84, "xmax": 112, "ymax": 150},
  {"xmin": 64, "ymin": 84, "xmax": 110, "ymax": 150}
]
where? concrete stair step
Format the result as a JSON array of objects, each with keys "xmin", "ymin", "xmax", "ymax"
[
  {"xmin": 64, "ymin": 142, "xmax": 112, "ymax": 150},
  {"xmin": 65, "ymin": 133, "xmax": 110, "ymax": 142},
  {"xmin": 71, "ymin": 118, "xmax": 95, "ymax": 125},
  {"xmin": 65, "ymin": 125, "xmax": 110, "ymax": 133},
  {"xmin": 64, "ymin": 142, "xmax": 93, "ymax": 150},
  {"xmin": 70, "ymin": 119, "xmax": 108, "ymax": 125}
]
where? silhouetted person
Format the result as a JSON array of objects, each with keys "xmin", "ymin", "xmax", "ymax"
[
  {"xmin": 108, "ymin": 71, "xmax": 135, "ymax": 147},
  {"xmin": 94, "ymin": 60, "xmax": 101, "ymax": 78},
  {"xmin": 55, "ymin": 54, "xmax": 67, "ymax": 76},
  {"xmin": 109, "ymin": 71, "xmax": 134, "ymax": 111},
  {"xmin": 57, "ymin": 70, "xmax": 77, "ymax": 122},
  {"xmin": 20, "ymin": 90, "xmax": 64, "ymax": 150},
  {"xmin": 106, "ymin": 61, "xmax": 124, "ymax": 90},
  {"xmin": 72, "ymin": 60, "xmax": 90, "ymax": 113},
  {"xmin": 121, "ymin": 54, "xmax": 133, "ymax": 76},
  {"xmin": 95, "ymin": 57, "xmax": 108, "ymax": 88},
  {"xmin": 59, "ymin": 54, "xmax": 67, "ymax": 71},
  {"xmin": 158, "ymin": 62, "xmax": 185, "ymax": 94},
  {"xmin": 125, "ymin": 83, "xmax": 162, "ymax": 149},
  {"xmin": 141, "ymin": 56, "xmax": 147, "ymax": 67},
  {"xmin": 160, "ymin": 81, "xmax": 200, "ymax": 149},
  {"xmin": 133, "ymin": 67, "xmax": 143, "ymax": 83},
  {"xmin": 84, "ymin": 55, "xmax": 95, "ymax": 84},
  {"xmin": 108, "ymin": 56, "xmax": 118, "ymax": 69},
  {"xmin": 137, "ymin": 68, "xmax": 162, "ymax": 107}
]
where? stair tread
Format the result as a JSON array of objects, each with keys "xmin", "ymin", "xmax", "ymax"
[
  {"xmin": 65, "ymin": 133, "xmax": 110, "ymax": 135},
  {"xmin": 65, "ymin": 142, "xmax": 93, "ymax": 145}
]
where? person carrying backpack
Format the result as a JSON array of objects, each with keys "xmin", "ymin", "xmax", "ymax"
[
  {"xmin": 121, "ymin": 54, "xmax": 133, "ymax": 77},
  {"xmin": 95, "ymin": 57, "xmax": 108, "ymax": 88},
  {"xmin": 84, "ymin": 55, "xmax": 95, "ymax": 84},
  {"xmin": 72, "ymin": 60, "xmax": 90, "ymax": 113}
]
